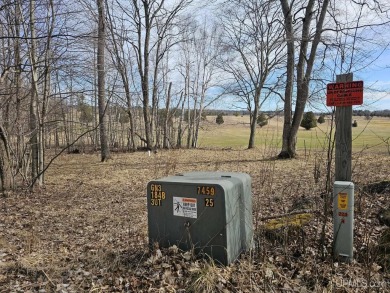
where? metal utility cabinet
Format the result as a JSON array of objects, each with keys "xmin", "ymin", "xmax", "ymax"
[
  {"xmin": 333, "ymin": 181, "xmax": 354, "ymax": 262},
  {"xmin": 147, "ymin": 172, "xmax": 253, "ymax": 265}
]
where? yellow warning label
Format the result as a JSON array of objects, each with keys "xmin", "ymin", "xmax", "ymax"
[{"xmin": 338, "ymin": 192, "xmax": 348, "ymax": 210}]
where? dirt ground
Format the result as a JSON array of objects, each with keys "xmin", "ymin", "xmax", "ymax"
[{"xmin": 1, "ymin": 148, "xmax": 390, "ymax": 292}]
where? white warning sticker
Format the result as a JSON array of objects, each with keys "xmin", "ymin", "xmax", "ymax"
[{"xmin": 173, "ymin": 197, "xmax": 197, "ymax": 219}]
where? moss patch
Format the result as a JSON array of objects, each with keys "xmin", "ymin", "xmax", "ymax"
[
  {"xmin": 262, "ymin": 213, "xmax": 313, "ymax": 245},
  {"xmin": 264, "ymin": 213, "xmax": 313, "ymax": 230}
]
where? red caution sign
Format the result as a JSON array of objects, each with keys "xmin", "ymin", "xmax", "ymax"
[{"xmin": 326, "ymin": 81, "xmax": 363, "ymax": 106}]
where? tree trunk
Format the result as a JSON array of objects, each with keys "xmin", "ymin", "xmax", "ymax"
[
  {"xmin": 193, "ymin": 73, "xmax": 208, "ymax": 149},
  {"xmin": 139, "ymin": 1, "xmax": 153, "ymax": 150},
  {"xmin": 12, "ymin": 0, "xmax": 23, "ymax": 176},
  {"xmin": 0, "ymin": 126, "xmax": 12, "ymax": 192},
  {"xmin": 97, "ymin": 0, "xmax": 110, "ymax": 161},
  {"xmin": 106, "ymin": 6, "xmax": 137, "ymax": 152},
  {"xmin": 278, "ymin": 0, "xmax": 295, "ymax": 158},
  {"xmin": 38, "ymin": 0, "xmax": 55, "ymax": 184},
  {"xmin": 177, "ymin": 92, "xmax": 186, "ymax": 148},
  {"xmin": 278, "ymin": 0, "xmax": 330, "ymax": 158},
  {"xmin": 93, "ymin": 42, "xmax": 99, "ymax": 151},
  {"xmin": 186, "ymin": 95, "xmax": 192, "ymax": 149},
  {"xmin": 163, "ymin": 82, "xmax": 172, "ymax": 149},
  {"xmin": 248, "ymin": 88, "xmax": 260, "ymax": 149},
  {"xmin": 29, "ymin": 0, "xmax": 41, "ymax": 186}
]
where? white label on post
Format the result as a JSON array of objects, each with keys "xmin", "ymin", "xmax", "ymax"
[{"xmin": 173, "ymin": 197, "xmax": 197, "ymax": 219}]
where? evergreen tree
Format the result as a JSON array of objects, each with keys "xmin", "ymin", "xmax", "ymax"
[
  {"xmin": 257, "ymin": 113, "xmax": 269, "ymax": 127},
  {"xmin": 317, "ymin": 114, "xmax": 325, "ymax": 124},
  {"xmin": 216, "ymin": 113, "xmax": 224, "ymax": 125},
  {"xmin": 300, "ymin": 112, "xmax": 317, "ymax": 130}
]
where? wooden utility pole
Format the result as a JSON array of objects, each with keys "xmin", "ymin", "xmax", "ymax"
[
  {"xmin": 328, "ymin": 73, "xmax": 363, "ymax": 263},
  {"xmin": 335, "ymin": 73, "xmax": 353, "ymax": 181}
]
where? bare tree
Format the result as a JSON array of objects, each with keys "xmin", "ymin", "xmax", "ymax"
[
  {"xmin": 190, "ymin": 23, "xmax": 221, "ymax": 148},
  {"xmin": 220, "ymin": 0, "xmax": 285, "ymax": 149},
  {"xmin": 0, "ymin": 0, "xmax": 125, "ymax": 188},
  {"xmin": 278, "ymin": 0, "xmax": 330, "ymax": 158},
  {"xmin": 97, "ymin": 0, "xmax": 110, "ymax": 161},
  {"xmin": 25, "ymin": 0, "xmax": 62, "ymax": 185},
  {"xmin": 13, "ymin": 0, "xmax": 24, "ymax": 179},
  {"xmin": 162, "ymin": 81, "xmax": 173, "ymax": 148},
  {"xmin": 120, "ymin": 0, "xmax": 192, "ymax": 150},
  {"xmin": 175, "ymin": 17, "xmax": 222, "ymax": 148},
  {"xmin": 28, "ymin": 0, "xmax": 41, "ymax": 185},
  {"xmin": 106, "ymin": 1, "xmax": 137, "ymax": 151},
  {"xmin": 278, "ymin": 0, "xmax": 390, "ymax": 158},
  {"xmin": 176, "ymin": 18, "xmax": 195, "ymax": 148},
  {"xmin": 0, "ymin": 0, "xmax": 24, "ymax": 190}
]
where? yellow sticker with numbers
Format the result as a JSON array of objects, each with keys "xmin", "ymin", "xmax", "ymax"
[{"xmin": 338, "ymin": 193, "xmax": 348, "ymax": 210}]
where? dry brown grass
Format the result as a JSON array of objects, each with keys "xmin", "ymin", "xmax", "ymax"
[
  {"xmin": 0, "ymin": 148, "xmax": 389, "ymax": 292},
  {"xmin": 201, "ymin": 115, "xmax": 390, "ymax": 153}
]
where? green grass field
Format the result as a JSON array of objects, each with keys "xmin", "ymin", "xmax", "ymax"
[{"xmin": 198, "ymin": 115, "xmax": 390, "ymax": 154}]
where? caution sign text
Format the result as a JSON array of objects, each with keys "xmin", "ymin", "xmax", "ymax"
[
  {"xmin": 326, "ymin": 81, "xmax": 363, "ymax": 106},
  {"xmin": 173, "ymin": 197, "xmax": 197, "ymax": 219}
]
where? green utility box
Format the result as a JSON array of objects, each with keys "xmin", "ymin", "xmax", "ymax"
[{"xmin": 147, "ymin": 172, "xmax": 253, "ymax": 265}]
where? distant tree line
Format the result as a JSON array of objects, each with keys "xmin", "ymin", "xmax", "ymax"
[{"xmin": 353, "ymin": 110, "xmax": 390, "ymax": 118}]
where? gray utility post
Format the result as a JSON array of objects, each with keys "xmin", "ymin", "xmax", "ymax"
[
  {"xmin": 333, "ymin": 181, "xmax": 354, "ymax": 262},
  {"xmin": 333, "ymin": 73, "xmax": 355, "ymax": 263}
]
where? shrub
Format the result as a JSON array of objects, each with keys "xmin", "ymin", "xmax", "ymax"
[
  {"xmin": 216, "ymin": 113, "xmax": 224, "ymax": 125},
  {"xmin": 257, "ymin": 112, "xmax": 268, "ymax": 127},
  {"xmin": 317, "ymin": 114, "xmax": 325, "ymax": 124},
  {"xmin": 300, "ymin": 111, "xmax": 317, "ymax": 130}
]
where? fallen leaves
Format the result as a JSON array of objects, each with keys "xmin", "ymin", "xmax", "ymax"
[{"xmin": 0, "ymin": 150, "xmax": 389, "ymax": 292}]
